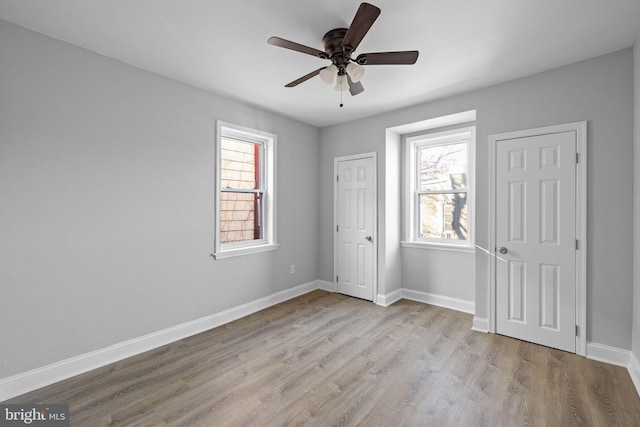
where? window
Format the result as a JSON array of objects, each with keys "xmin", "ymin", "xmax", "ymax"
[
  {"xmin": 404, "ymin": 127, "xmax": 475, "ymax": 250},
  {"xmin": 214, "ymin": 121, "xmax": 276, "ymax": 259}
]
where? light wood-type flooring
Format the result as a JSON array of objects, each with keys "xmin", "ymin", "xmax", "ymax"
[{"xmin": 6, "ymin": 290, "xmax": 640, "ymax": 426}]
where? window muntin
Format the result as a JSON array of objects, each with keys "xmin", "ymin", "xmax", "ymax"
[
  {"xmin": 215, "ymin": 122, "xmax": 276, "ymax": 258},
  {"xmin": 406, "ymin": 127, "xmax": 474, "ymax": 249}
]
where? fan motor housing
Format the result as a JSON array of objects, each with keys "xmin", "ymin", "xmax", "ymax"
[{"xmin": 322, "ymin": 28, "xmax": 351, "ymax": 67}]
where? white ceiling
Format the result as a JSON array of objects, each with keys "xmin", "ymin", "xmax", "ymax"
[{"xmin": 1, "ymin": 0, "xmax": 639, "ymax": 128}]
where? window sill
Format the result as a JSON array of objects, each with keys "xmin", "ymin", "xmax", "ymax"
[
  {"xmin": 400, "ymin": 241, "xmax": 476, "ymax": 253},
  {"xmin": 213, "ymin": 243, "xmax": 279, "ymax": 260}
]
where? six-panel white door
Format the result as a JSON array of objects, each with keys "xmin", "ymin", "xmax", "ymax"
[
  {"xmin": 496, "ymin": 131, "xmax": 576, "ymax": 352},
  {"xmin": 336, "ymin": 157, "xmax": 375, "ymax": 301}
]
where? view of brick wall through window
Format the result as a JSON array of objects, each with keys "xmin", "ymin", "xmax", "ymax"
[
  {"xmin": 418, "ymin": 142, "xmax": 468, "ymax": 241},
  {"xmin": 220, "ymin": 137, "xmax": 261, "ymax": 244}
]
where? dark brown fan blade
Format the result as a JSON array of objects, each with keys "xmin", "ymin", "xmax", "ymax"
[
  {"xmin": 341, "ymin": 3, "xmax": 381, "ymax": 52},
  {"xmin": 285, "ymin": 67, "xmax": 326, "ymax": 87},
  {"xmin": 267, "ymin": 37, "xmax": 327, "ymax": 58},
  {"xmin": 355, "ymin": 51, "xmax": 419, "ymax": 65},
  {"xmin": 347, "ymin": 74, "xmax": 364, "ymax": 96}
]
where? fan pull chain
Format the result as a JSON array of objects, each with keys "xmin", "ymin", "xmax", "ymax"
[{"xmin": 340, "ymin": 77, "xmax": 344, "ymax": 108}]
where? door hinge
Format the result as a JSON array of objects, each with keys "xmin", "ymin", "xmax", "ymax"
[
  {"xmin": 575, "ymin": 325, "xmax": 579, "ymax": 336},
  {"xmin": 336, "ymin": 225, "xmax": 339, "ymax": 232},
  {"xmin": 575, "ymin": 239, "xmax": 579, "ymax": 250},
  {"xmin": 576, "ymin": 152, "xmax": 579, "ymax": 164},
  {"xmin": 336, "ymin": 275, "xmax": 339, "ymax": 283},
  {"xmin": 336, "ymin": 175, "xmax": 339, "ymax": 182}
]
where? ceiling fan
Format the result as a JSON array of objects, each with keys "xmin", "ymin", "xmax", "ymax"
[{"xmin": 267, "ymin": 2, "xmax": 419, "ymax": 100}]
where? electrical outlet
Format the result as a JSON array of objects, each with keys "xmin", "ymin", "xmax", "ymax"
[{"xmin": 289, "ymin": 264, "xmax": 295, "ymax": 274}]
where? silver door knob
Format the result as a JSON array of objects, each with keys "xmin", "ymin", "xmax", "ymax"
[
  {"xmin": 499, "ymin": 247, "xmax": 508, "ymax": 254},
  {"xmin": 365, "ymin": 236, "xmax": 373, "ymax": 242}
]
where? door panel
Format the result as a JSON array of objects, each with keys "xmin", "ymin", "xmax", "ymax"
[
  {"xmin": 508, "ymin": 261, "xmax": 526, "ymax": 322},
  {"xmin": 337, "ymin": 157, "xmax": 375, "ymax": 301},
  {"xmin": 496, "ymin": 131, "xmax": 576, "ymax": 352}
]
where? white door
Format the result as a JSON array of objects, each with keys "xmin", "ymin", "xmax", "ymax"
[
  {"xmin": 496, "ymin": 131, "xmax": 576, "ymax": 352},
  {"xmin": 336, "ymin": 156, "xmax": 376, "ymax": 301}
]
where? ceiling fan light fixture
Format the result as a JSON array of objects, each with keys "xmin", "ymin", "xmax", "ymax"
[
  {"xmin": 319, "ymin": 64, "xmax": 338, "ymax": 84},
  {"xmin": 335, "ymin": 74, "xmax": 349, "ymax": 92},
  {"xmin": 346, "ymin": 62, "xmax": 365, "ymax": 83}
]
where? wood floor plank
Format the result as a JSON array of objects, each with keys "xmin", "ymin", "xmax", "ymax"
[{"xmin": 5, "ymin": 291, "xmax": 640, "ymax": 426}]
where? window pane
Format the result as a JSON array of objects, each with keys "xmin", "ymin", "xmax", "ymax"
[
  {"xmin": 418, "ymin": 193, "xmax": 468, "ymax": 240},
  {"xmin": 221, "ymin": 137, "xmax": 259, "ymax": 190},
  {"xmin": 419, "ymin": 142, "xmax": 467, "ymax": 191},
  {"xmin": 220, "ymin": 192, "xmax": 262, "ymax": 243}
]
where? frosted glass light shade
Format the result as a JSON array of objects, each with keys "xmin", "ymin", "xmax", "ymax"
[
  {"xmin": 346, "ymin": 62, "xmax": 365, "ymax": 83},
  {"xmin": 319, "ymin": 64, "xmax": 338, "ymax": 85},
  {"xmin": 334, "ymin": 74, "xmax": 349, "ymax": 91}
]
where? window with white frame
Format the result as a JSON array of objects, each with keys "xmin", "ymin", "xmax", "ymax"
[
  {"xmin": 404, "ymin": 126, "xmax": 475, "ymax": 249},
  {"xmin": 214, "ymin": 121, "xmax": 277, "ymax": 259}
]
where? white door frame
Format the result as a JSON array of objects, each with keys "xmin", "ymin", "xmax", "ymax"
[
  {"xmin": 488, "ymin": 122, "xmax": 587, "ymax": 356},
  {"xmin": 334, "ymin": 152, "xmax": 378, "ymax": 302}
]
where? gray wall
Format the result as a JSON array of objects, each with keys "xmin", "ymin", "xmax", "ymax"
[
  {"xmin": 0, "ymin": 20, "xmax": 320, "ymax": 378},
  {"xmin": 633, "ymin": 37, "xmax": 640, "ymax": 360},
  {"xmin": 320, "ymin": 48, "xmax": 634, "ymax": 349}
]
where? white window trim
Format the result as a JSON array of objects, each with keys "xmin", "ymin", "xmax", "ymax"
[
  {"xmin": 213, "ymin": 121, "xmax": 277, "ymax": 259},
  {"xmin": 401, "ymin": 126, "xmax": 475, "ymax": 252}
]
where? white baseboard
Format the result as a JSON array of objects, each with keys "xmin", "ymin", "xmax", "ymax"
[
  {"xmin": 402, "ymin": 288, "xmax": 475, "ymax": 314},
  {"xmin": 472, "ymin": 316, "xmax": 489, "ymax": 332},
  {"xmin": 0, "ymin": 280, "xmax": 322, "ymax": 402},
  {"xmin": 317, "ymin": 280, "xmax": 336, "ymax": 293},
  {"xmin": 376, "ymin": 288, "xmax": 402, "ymax": 307},
  {"xmin": 374, "ymin": 288, "xmax": 475, "ymax": 314},
  {"xmin": 585, "ymin": 342, "xmax": 630, "ymax": 367},
  {"xmin": 629, "ymin": 352, "xmax": 640, "ymax": 398},
  {"xmin": 585, "ymin": 343, "xmax": 640, "ymax": 398}
]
